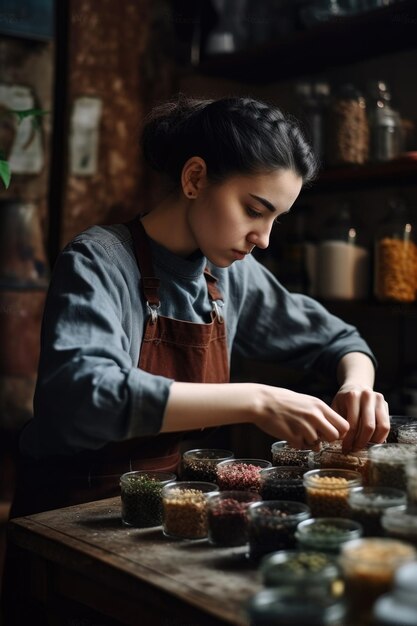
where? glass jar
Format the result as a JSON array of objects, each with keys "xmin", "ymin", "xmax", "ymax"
[
  {"xmin": 247, "ymin": 500, "xmax": 310, "ymax": 561},
  {"xmin": 326, "ymin": 83, "xmax": 369, "ymax": 166},
  {"xmin": 120, "ymin": 470, "xmax": 176, "ymax": 528},
  {"xmin": 259, "ymin": 466, "xmax": 306, "ymax": 502},
  {"xmin": 216, "ymin": 458, "xmax": 271, "ymax": 492},
  {"xmin": 181, "ymin": 448, "xmax": 234, "ymax": 482},
  {"xmin": 271, "ymin": 441, "xmax": 312, "ymax": 469},
  {"xmin": 303, "ymin": 469, "xmax": 362, "ymax": 518},
  {"xmin": 311, "ymin": 440, "xmax": 372, "ymax": 484},
  {"xmin": 368, "ymin": 80, "xmax": 402, "ymax": 163},
  {"xmin": 261, "ymin": 549, "xmax": 344, "ymax": 599},
  {"xmin": 373, "ymin": 562, "xmax": 417, "ymax": 626},
  {"xmin": 369, "ymin": 444, "xmax": 417, "ymax": 490},
  {"xmin": 207, "ymin": 490, "xmax": 261, "ymax": 547},
  {"xmin": 317, "ymin": 205, "xmax": 370, "ymax": 300},
  {"xmin": 381, "ymin": 506, "xmax": 417, "ymax": 546},
  {"xmin": 374, "ymin": 201, "xmax": 417, "ymax": 303},
  {"xmin": 295, "ymin": 517, "xmax": 363, "ymax": 553},
  {"xmin": 340, "ymin": 538, "xmax": 416, "ymax": 624},
  {"xmin": 348, "ymin": 486, "xmax": 407, "ymax": 536},
  {"xmin": 387, "ymin": 416, "xmax": 417, "ymax": 443},
  {"xmin": 397, "ymin": 423, "xmax": 417, "ymax": 445},
  {"xmin": 246, "ymin": 588, "xmax": 347, "ymax": 626},
  {"xmin": 406, "ymin": 456, "xmax": 417, "ymax": 506},
  {"xmin": 161, "ymin": 481, "xmax": 217, "ymax": 540}
]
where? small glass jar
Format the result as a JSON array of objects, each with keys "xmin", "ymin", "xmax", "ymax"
[
  {"xmin": 381, "ymin": 506, "xmax": 417, "ymax": 546},
  {"xmin": 259, "ymin": 466, "xmax": 306, "ymax": 502},
  {"xmin": 216, "ymin": 458, "xmax": 271, "ymax": 492},
  {"xmin": 261, "ymin": 549, "xmax": 344, "ymax": 599},
  {"xmin": 373, "ymin": 562, "xmax": 417, "ymax": 626},
  {"xmin": 207, "ymin": 490, "xmax": 261, "ymax": 547},
  {"xmin": 303, "ymin": 469, "xmax": 362, "ymax": 518},
  {"xmin": 120, "ymin": 470, "xmax": 176, "ymax": 528},
  {"xmin": 406, "ymin": 456, "xmax": 417, "ymax": 506},
  {"xmin": 340, "ymin": 538, "xmax": 416, "ymax": 624},
  {"xmin": 295, "ymin": 517, "xmax": 363, "ymax": 554},
  {"xmin": 369, "ymin": 444, "xmax": 417, "ymax": 491},
  {"xmin": 348, "ymin": 486, "xmax": 407, "ymax": 536},
  {"xmin": 161, "ymin": 481, "xmax": 218, "ymax": 540},
  {"xmin": 397, "ymin": 423, "xmax": 417, "ymax": 445},
  {"xmin": 374, "ymin": 202, "xmax": 417, "ymax": 303},
  {"xmin": 311, "ymin": 440, "xmax": 371, "ymax": 484},
  {"xmin": 181, "ymin": 448, "xmax": 234, "ymax": 482},
  {"xmin": 247, "ymin": 500, "xmax": 310, "ymax": 561},
  {"xmin": 387, "ymin": 416, "xmax": 417, "ymax": 443},
  {"xmin": 246, "ymin": 588, "xmax": 347, "ymax": 626},
  {"xmin": 271, "ymin": 441, "xmax": 312, "ymax": 469}
]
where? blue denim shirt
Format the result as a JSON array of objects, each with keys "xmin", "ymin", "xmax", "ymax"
[{"xmin": 20, "ymin": 223, "xmax": 376, "ymax": 459}]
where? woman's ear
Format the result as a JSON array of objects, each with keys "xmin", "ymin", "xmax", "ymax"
[{"xmin": 181, "ymin": 156, "xmax": 207, "ymax": 199}]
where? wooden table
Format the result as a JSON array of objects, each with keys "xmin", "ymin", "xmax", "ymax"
[{"xmin": 7, "ymin": 497, "xmax": 262, "ymax": 625}]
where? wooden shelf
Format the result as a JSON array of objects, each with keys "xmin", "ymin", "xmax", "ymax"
[
  {"xmin": 198, "ymin": 1, "xmax": 417, "ymax": 83},
  {"xmin": 304, "ymin": 153, "xmax": 417, "ymax": 193}
]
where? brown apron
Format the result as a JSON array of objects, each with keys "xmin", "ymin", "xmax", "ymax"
[{"xmin": 8, "ymin": 217, "xmax": 230, "ymax": 519}]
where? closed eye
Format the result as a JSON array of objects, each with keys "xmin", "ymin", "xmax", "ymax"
[{"xmin": 246, "ymin": 207, "xmax": 263, "ymax": 219}]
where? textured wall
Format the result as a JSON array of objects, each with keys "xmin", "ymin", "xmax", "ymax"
[{"xmin": 61, "ymin": 0, "xmax": 177, "ymax": 246}]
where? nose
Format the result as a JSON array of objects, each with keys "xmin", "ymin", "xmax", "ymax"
[{"xmin": 247, "ymin": 225, "xmax": 271, "ymax": 250}]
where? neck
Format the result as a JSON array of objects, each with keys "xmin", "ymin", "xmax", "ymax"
[{"xmin": 140, "ymin": 195, "xmax": 198, "ymax": 258}]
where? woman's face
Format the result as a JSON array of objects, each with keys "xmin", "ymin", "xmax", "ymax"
[{"xmin": 186, "ymin": 169, "xmax": 303, "ymax": 268}]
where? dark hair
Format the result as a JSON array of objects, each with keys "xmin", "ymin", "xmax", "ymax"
[{"xmin": 141, "ymin": 94, "xmax": 318, "ymax": 188}]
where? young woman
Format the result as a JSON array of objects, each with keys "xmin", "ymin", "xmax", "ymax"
[{"xmin": 11, "ymin": 95, "xmax": 389, "ymax": 518}]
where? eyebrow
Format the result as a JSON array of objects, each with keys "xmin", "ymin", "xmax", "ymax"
[{"xmin": 249, "ymin": 194, "xmax": 277, "ymax": 213}]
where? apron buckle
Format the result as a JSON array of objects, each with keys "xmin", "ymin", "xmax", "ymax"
[
  {"xmin": 212, "ymin": 300, "xmax": 224, "ymax": 323},
  {"xmin": 147, "ymin": 301, "xmax": 160, "ymax": 324}
]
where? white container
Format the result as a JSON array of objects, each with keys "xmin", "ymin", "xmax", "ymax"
[{"xmin": 317, "ymin": 240, "xmax": 369, "ymax": 300}]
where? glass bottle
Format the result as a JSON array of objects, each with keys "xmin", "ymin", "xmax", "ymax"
[
  {"xmin": 317, "ymin": 204, "xmax": 370, "ymax": 300},
  {"xmin": 326, "ymin": 83, "xmax": 369, "ymax": 166},
  {"xmin": 368, "ymin": 80, "xmax": 403, "ymax": 162},
  {"xmin": 295, "ymin": 81, "xmax": 330, "ymax": 162},
  {"xmin": 374, "ymin": 199, "xmax": 417, "ymax": 303}
]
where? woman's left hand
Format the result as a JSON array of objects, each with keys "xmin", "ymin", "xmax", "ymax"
[{"xmin": 331, "ymin": 383, "xmax": 390, "ymax": 453}]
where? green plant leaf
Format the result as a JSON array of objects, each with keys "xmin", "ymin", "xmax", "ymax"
[
  {"xmin": 12, "ymin": 108, "xmax": 49, "ymax": 123},
  {"xmin": 0, "ymin": 159, "xmax": 11, "ymax": 189}
]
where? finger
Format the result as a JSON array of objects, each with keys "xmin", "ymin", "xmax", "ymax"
[
  {"xmin": 288, "ymin": 418, "xmax": 318, "ymax": 449},
  {"xmin": 320, "ymin": 405, "xmax": 350, "ymax": 441},
  {"xmin": 339, "ymin": 392, "xmax": 361, "ymax": 453},
  {"xmin": 369, "ymin": 395, "xmax": 390, "ymax": 444},
  {"xmin": 351, "ymin": 389, "xmax": 376, "ymax": 451}
]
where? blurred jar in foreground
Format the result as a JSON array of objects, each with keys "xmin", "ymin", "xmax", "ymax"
[
  {"xmin": 295, "ymin": 517, "xmax": 363, "ymax": 554},
  {"xmin": 369, "ymin": 444, "xmax": 417, "ymax": 491},
  {"xmin": 348, "ymin": 486, "xmax": 407, "ymax": 536},
  {"xmin": 120, "ymin": 470, "xmax": 176, "ymax": 528},
  {"xmin": 246, "ymin": 587, "xmax": 347, "ymax": 626},
  {"xmin": 374, "ymin": 200, "xmax": 417, "ymax": 303},
  {"xmin": 207, "ymin": 490, "xmax": 261, "ymax": 547},
  {"xmin": 181, "ymin": 448, "xmax": 234, "ymax": 482},
  {"xmin": 303, "ymin": 469, "xmax": 362, "ymax": 518},
  {"xmin": 382, "ymin": 506, "xmax": 417, "ymax": 547},
  {"xmin": 261, "ymin": 549, "xmax": 344, "ymax": 599},
  {"xmin": 405, "ymin": 456, "xmax": 417, "ymax": 506},
  {"xmin": 271, "ymin": 441, "xmax": 312, "ymax": 469},
  {"xmin": 247, "ymin": 500, "xmax": 310, "ymax": 561},
  {"xmin": 373, "ymin": 561, "xmax": 417, "ymax": 626},
  {"xmin": 340, "ymin": 538, "xmax": 416, "ymax": 624}
]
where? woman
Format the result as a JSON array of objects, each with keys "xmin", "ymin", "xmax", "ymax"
[{"xmin": 11, "ymin": 95, "xmax": 389, "ymax": 518}]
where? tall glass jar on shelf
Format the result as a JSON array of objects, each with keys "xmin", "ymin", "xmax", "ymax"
[{"xmin": 374, "ymin": 199, "xmax": 417, "ymax": 303}]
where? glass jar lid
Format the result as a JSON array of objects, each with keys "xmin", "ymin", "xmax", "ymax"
[{"xmin": 349, "ymin": 486, "xmax": 407, "ymax": 510}]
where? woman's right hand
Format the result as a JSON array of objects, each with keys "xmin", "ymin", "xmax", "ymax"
[{"xmin": 253, "ymin": 384, "xmax": 350, "ymax": 449}]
